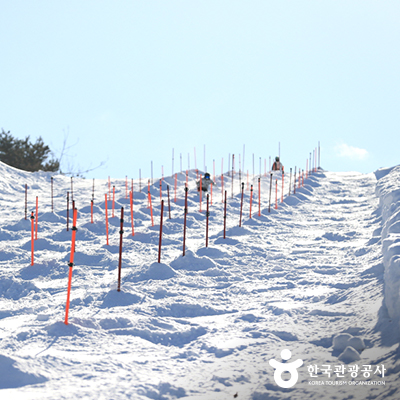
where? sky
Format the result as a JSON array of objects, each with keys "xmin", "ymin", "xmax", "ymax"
[{"xmin": 1, "ymin": 1, "xmax": 399, "ymax": 180}]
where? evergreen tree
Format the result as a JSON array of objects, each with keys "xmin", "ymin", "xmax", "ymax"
[{"xmin": 0, "ymin": 129, "xmax": 60, "ymax": 172}]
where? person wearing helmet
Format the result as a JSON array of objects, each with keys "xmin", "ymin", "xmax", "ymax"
[
  {"xmin": 197, "ymin": 172, "xmax": 216, "ymax": 192},
  {"xmin": 272, "ymin": 156, "xmax": 284, "ymax": 172}
]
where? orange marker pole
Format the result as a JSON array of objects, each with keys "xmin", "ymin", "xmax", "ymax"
[
  {"xmin": 258, "ymin": 177, "xmax": 261, "ymax": 217},
  {"xmin": 249, "ymin": 185, "xmax": 253, "ymax": 219},
  {"xmin": 129, "ymin": 190, "xmax": 135, "ymax": 236},
  {"xmin": 239, "ymin": 182, "xmax": 244, "ymax": 227},
  {"xmin": 30, "ymin": 212, "xmax": 34, "ymax": 265},
  {"xmin": 275, "ymin": 179, "xmax": 278, "ymax": 210},
  {"xmin": 112, "ymin": 186, "xmax": 115, "ymax": 218},
  {"xmin": 167, "ymin": 185, "xmax": 171, "ymax": 219},
  {"xmin": 105, "ymin": 193, "xmax": 109, "ymax": 245},
  {"xmin": 148, "ymin": 189, "xmax": 154, "ymax": 227},
  {"xmin": 35, "ymin": 196, "xmax": 38, "ymax": 240},
  {"xmin": 117, "ymin": 207, "xmax": 124, "ymax": 292},
  {"xmin": 64, "ymin": 207, "xmax": 78, "ymax": 325}
]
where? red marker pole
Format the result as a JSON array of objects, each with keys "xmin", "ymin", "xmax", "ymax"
[
  {"xmin": 158, "ymin": 201, "xmax": 164, "ymax": 263},
  {"xmin": 183, "ymin": 186, "xmax": 188, "ymax": 256},
  {"xmin": 35, "ymin": 196, "xmax": 38, "ymax": 240},
  {"xmin": 91, "ymin": 200, "xmax": 94, "ymax": 223},
  {"xmin": 268, "ymin": 173, "xmax": 273, "ymax": 213},
  {"xmin": 258, "ymin": 177, "xmax": 261, "ymax": 217},
  {"xmin": 275, "ymin": 179, "xmax": 278, "ymax": 210},
  {"xmin": 129, "ymin": 190, "xmax": 135, "ymax": 236},
  {"xmin": 223, "ymin": 190, "xmax": 227, "ymax": 239},
  {"xmin": 117, "ymin": 207, "xmax": 124, "ymax": 292},
  {"xmin": 239, "ymin": 182, "xmax": 244, "ymax": 227},
  {"xmin": 30, "ymin": 212, "xmax": 34, "ymax": 266},
  {"xmin": 206, "ymin": 194, "xmax": 209, "ymax": 247},
  {"xmin": 65, "ymin": 208, "xmax": 78, "ymax": 325},
  {"xmin": 167, "ymin": 185, "xmax": 171, "ymax": 219},
  {"xmin": 249, "ymin": 185, "xmax": 253, "ymax": 219},
  {"xmin": 105, "ymin": 193, "xmax": 109, "ymax": 245}
]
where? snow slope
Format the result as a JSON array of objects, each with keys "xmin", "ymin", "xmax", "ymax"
[{"xmin": 0, "ymin": 160, "xmax": 400, "ymax": 399}]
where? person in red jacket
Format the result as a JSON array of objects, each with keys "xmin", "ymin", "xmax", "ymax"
[{"xmin": 272, "ymin": 156, "xmax": 284, "ymax": 172}]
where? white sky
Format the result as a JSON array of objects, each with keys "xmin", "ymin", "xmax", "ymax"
[{"xmin": 1, "ymin": 1, "xmax": 399, "ymax": 179}]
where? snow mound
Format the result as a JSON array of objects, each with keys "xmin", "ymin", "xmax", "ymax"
[
  {"xmin": 170, "ymin": 250, "xmax": 216, "ymax": 271},
  {"xmin": 338, "ymin": 346, "xmax": 361, "ymax": 363},
  {"xmin": 125, "ymin": 262, "xmax": 178, "ymax": 282},
  {"xmin": 0, "ymin": 277, "xmax": 39, "ymax": 300},
  {"xmin": 100, "ymin": 289, "xmax": 142, "ymax": 308},
  {"xmin": 0, "ymin": 355, "xmax": 47, "ymax": 389}
]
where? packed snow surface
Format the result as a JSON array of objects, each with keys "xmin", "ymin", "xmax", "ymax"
[{"xmin": 1, "ymin": 161, "xmax": 400, "ymax": 399}]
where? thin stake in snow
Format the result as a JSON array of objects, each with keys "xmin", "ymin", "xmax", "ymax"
[
  {"xmin": 67, "ymin": 191, "xmax": 69, "ymax": 231},
  {"xmin": 91, "ymin": 200, "xmax": 94, "ymax": 224},
  {"xmin": 158, "ymin": 201, "xmax": 164, "ymax": 263},
  {"xmin": 105, "ymin": 193, "xmax": 109, "ymax": 245},
  {"xmin": 35, "ymin": 196, "xmax": 38, "ymax": 240},
  {"xmin": 258, "ymin": 177, "xmax": 261, "ymax": 217},
  {"xmin": 206, "ymin": 194, "xmax": 209, "ymax": 247},
  {"xmin": 64, "ymin": 207, "xmax": 78, "ymax": 325},
  {"xmin": 148, "ymin": 186, "xmax": 154, "ymax": 227},
  {"xmin": 183, "ymin": 186, "xmax": 188, "ymax": 256},
  {"xmin": 160, "ymin": 179, "xmax": 162, "ymax": 202},
  {"xmin": 30, "ymin": 211, "xmax": 34, "ymax": 266},
  {"xmin": 112, "ymin": 186, "xmax": 115, "ymax": 218},
  {"xmin": 174, "ymin": 173, "xmax": 177, "ymax": 203},
  {"xmin": 51, "ymin": 177, "xmax": 54, "ymax": 213},
  {"xmin": 25, "ymin": 184, "xmax": 27, "ymax": 220},
  {"xmin": 167, "ymin": 185, "xmax": 171, "ymax": 219},
  {"xmin": 268, "ymin": 173, "xmax": 273, "ymax": 213},
  {"xmin": 129, "ymin": 190, "xmax": 135, "ymax": 236},
  {"xmin": 239, "ymin": 182, "xmax": 244, "ymax": 227},
  {"xmin": 199, "ymin": 176, "xmax": 202, "ymax": 212},
  {"xmin": 275, "ymin": 179, "xmax": 278, "ymax": 210},
  {"xmin": 249, "ymin": 185, "xmax": 253, "ymax": 219},
  {"xmin": 117, "ymin": 207, "xmax": 124, "ymax": 292},
  {"xmin": 223, "ymin": 190, "xmax": 227, "ymax": 239}
]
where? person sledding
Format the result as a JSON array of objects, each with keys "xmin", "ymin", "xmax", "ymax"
[
  {"xmin": 272, "ymin": 156, "xmax": 284, "ymax": 173},
  {"xmin": 196, "ymin": 172, "xmax": 216, "ymax": 192}
]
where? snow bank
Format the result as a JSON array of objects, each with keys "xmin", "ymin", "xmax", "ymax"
[{"xmin": 375, "ymin": 165, "xmax": 400, "ymax": 329}]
